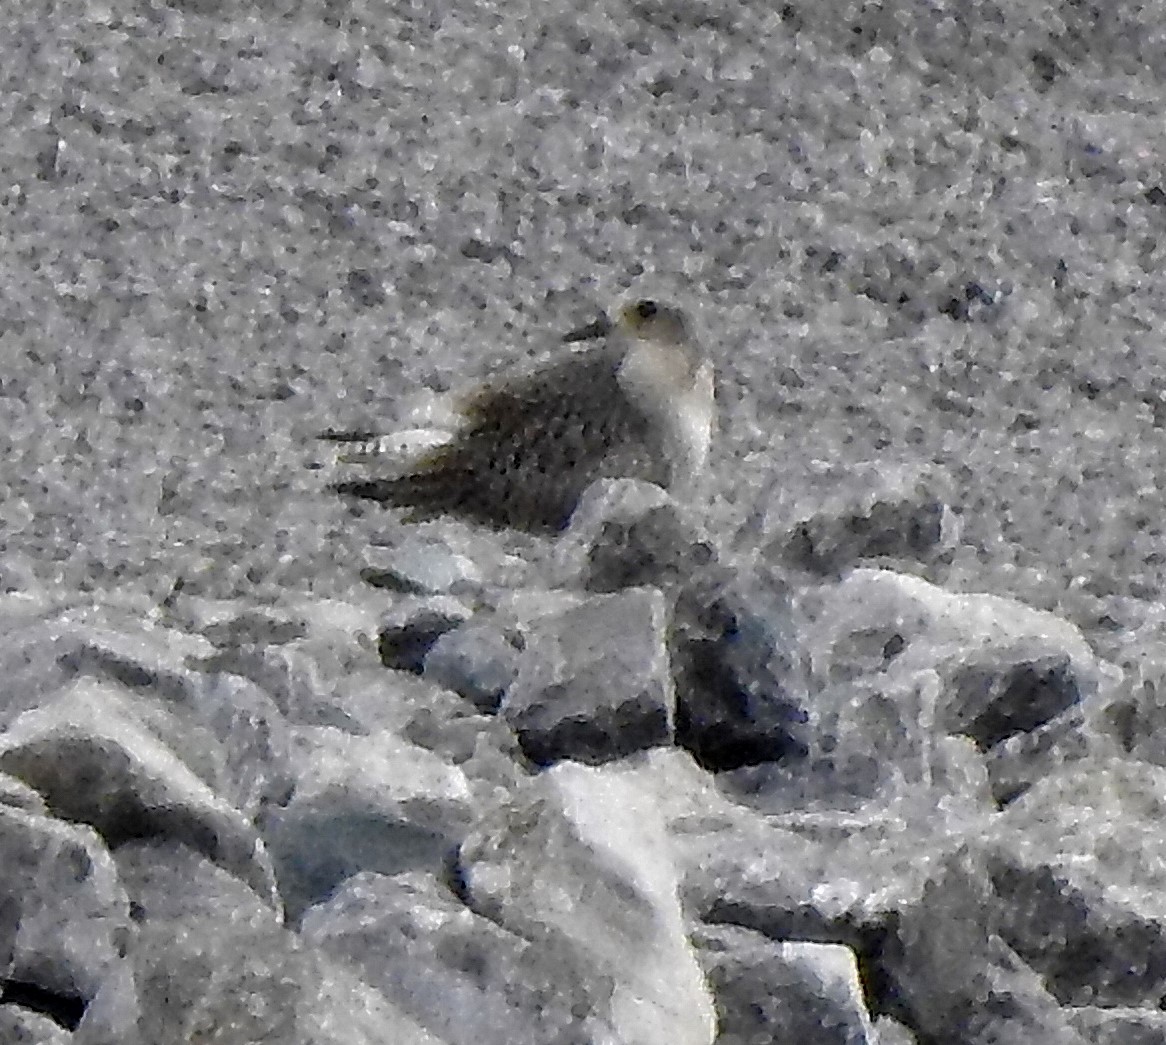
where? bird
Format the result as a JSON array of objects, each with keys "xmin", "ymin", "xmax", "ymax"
[{"xmin": 329, "ymin": 298, "xmax": 715, "ymax": 533}]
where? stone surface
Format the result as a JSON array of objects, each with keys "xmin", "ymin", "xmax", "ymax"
[
  {"xmin": 456, "ymin": 760, "xmax": 717, "ymax": 1045},
  {"xmin": 671, "ymin": 563, "xmax": 811, "ymax": 773},
  {"xmin": 503, "ymin": 587, "xmax": 674, "ymax": 766},
  {"xmin": 988, "ymin": 758, "xmax": 1166, "ymax": 1008},
  {"xmin": 0, "ymin": 805, "xmax": 128, "ymax": 1011},
  {"xmin": 766, "ymin": 465, "xmax": 956, "ymax": 577},
  {"xmin": 422, "ymin": 618, "xmax": 522, "ymax": 712},
  {"xmin": 262, "ymin": 723, "xmax": 475, "ymax": 920},
  {"xmin": 694, "ymin": 925, "xmax": 877, "ymax": 1044}
]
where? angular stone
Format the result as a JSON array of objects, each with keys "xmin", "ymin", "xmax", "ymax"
[
  {"xmin": 456, "ymin": 761, "xmax": 716, "ymax": 1045},
  {"xmin": 761, "ymin": 465, "xmax": 956, "ymax": 577},
  {"xmin": 556, "ymin": 477, "xmax": 718, "ymax": 594},
  {"xmin": 0, "ymin": 679, "xmax": 277, "ymax": 904},
  {"xmin": 110, "ymin": 843, "xmax": 434, "ymax": 1045},
  {"xmin": 378, "ymin": 597, "xmax": 471, "ymax": 674},
  {"xmin": 0, "ymin": 805, "xmax": 129, "ymax": 1006},
  {"xmin": 0, "ymin": 1004, "xmax": 72, "ymax": 1044},
  {"xmin": 503, "ymin": 587, "xmax": 673, "ymax": 766},
  {"xmin": 988, "ymin": 758, "xmax": 1166, "ymax": 1008},
  {"xmin": 304, "ymin": 870, "xmax": 596, "ymax": 1045},
  {"xmin": 359, "ymin": 531, "xmax": 484, "ymax": 594},
  {"xmin": 423, "ymin": 618, "xmax": 521, "ymax": 712},
  {"xmin": 693, "ymin": 925, "xmax": 878, "ymax": 1044},
  {"xmin": 801, "ymin": 569, "xmax": 1114, "ymax": 802},
  {"xmin": 892, "ymin": 847, "xmax": 1088, "ymax": 1044},
  {"xmin": 671, "ymin": 564, "xmax": 811, "ymax": 772},
  {"xmin": 1066, "ymin": 1005, "xmax": 1166, "ymax": 1045},
  {"xmin": 262, "ymin": 724, "xmax": 474, "ymax": 920}
]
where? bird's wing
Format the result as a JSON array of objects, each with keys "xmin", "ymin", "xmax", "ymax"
[
  {"xmin": 437, "ymin": 345, "xmax": 664, "ymax": 476},
  {"xmin": 335, "ymin": 345, "xmax": 670, "ymax": 531}
]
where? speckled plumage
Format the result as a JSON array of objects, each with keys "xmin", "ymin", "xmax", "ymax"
[{"xmin": 333, "ymin": 300, "xmax": 713, "ymax": 533}]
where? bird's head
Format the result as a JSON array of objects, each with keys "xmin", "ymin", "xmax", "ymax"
[
  {"xmin": 561, "ymin": 298, "xmax": 703, "ymax": 375},
  {"xmin": 615, "ymin": 299, "xmax": 692, "ymax": 346}
]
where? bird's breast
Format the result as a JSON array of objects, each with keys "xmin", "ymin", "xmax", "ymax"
[{"xmin": 616, "ymin": 344, "xmax": 714, "ymax": 491}]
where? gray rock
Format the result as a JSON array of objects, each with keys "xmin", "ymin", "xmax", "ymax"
[
  {"xmin": 0, "ymin": 678, "xmax": 277, "ymax": 905},
  {"xmin": 941, "ymin": 650, "xmax": 1081, "ymax": 752},
  {"xmin": 104, "ymin": 843, "xmax": 433, "ymax": 1045},
  {"xmin": 748, "ymin": 465, "xmax": 956, "ymax": 578},
  {"xmin": 988, "ymin": 757, "xmax": 1166, "ymax": 1008},
  {"xmin": 671, "ymin": 563, "xmax": 811, "ymax": 773},
  {"xmin": 800, "ymin": 569, "xmax": 1114, "ymax": 803},
  {"xmin": 262, "ymin": 723, "xmax": 475, "ymax": 921},
  {"xmin": 694, "ymin": 925, "xmax": 878, "ymax": 1044},
  {"xmin": 377, "ymin": 596, "xmax": 472, "ymax": 674},
  {"xmin": 503, "ymin": 587, "xmax": 673, "ymax": 766},
  {"xmin": 304, "ymin": 869, "xmax": 599, "ymax": 1045},
  {"xmin": 1066, "ymin": 1005, "xmax": 1166, "ymax": 1045},
  {"xmin": 455, "ymin": 760, "xmax": 716, "ymax": 1045},
  {"xmin": 423, "ymin": 618, "xmax": 522, "ymax": 711},
  {"xmin": 556, "ymin": 477, "xmax": 718, "ymax": 594},
  {"xmin": 0, "ymin": 1004, "xmax": 71, "ymax": 1044},
  {"xmin": 891, "ymin": 846, "xmax": 1088, "ymax": 1044},
  {"xmin": 0, "ymin": 805, "xmax": 128, "ymax": 1009},
  {"xmin": 359, "ymin": 531, "xmax": 484, "ymax": 594}
]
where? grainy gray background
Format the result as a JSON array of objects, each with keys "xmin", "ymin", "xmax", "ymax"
[{"xmin": 3, "ymin": 0, "xmax": 1165, "ymax": 654}]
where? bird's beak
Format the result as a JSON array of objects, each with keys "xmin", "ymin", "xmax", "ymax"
[{"xmin": 561, "ymin": 314, "xmax": 613, "ymax": 343}]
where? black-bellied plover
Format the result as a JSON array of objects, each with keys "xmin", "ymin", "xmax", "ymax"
[{"xmin": 331, "ymin": 299, "xmax": 714, "ymax": 532}]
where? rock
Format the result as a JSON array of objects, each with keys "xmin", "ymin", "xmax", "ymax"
[
  {"xmin": 555, "ymin": 477, "xmax": 718, "ymax": 594},
  {"xmin": 1065, "ymin": 1005, "xmax": 1166, "ymax": 1045},
  {"xmin": 757, "ymin": 465, "xmax": 956, "ymax": 577},
  {"xmin": 801, "ymin": 569, "xmax": 1115, "ymax": 803},
  {"xmin": 0, "ymin": 679, "xmax": 277, "ymax": 905},
  {"xmin": 503, "ymin": 587, "xmax": 674, "ymax": 766},
  {"xmin": 0, "ymin": 805, "xmax": 128, "ymax": 1010},
  {"xmin": 103, "ymin": 843, "xmax": 434, "ymax": 1045},
  {"xmin": 891, "ymin": 846, "xmax": 1088, "ymax": 1044},
  {"xmin": 693, "ymin": 925, "xmax": 879, "ymax": 1044},
  {"xmin": 671, "ymin": 563, "xmax": 811, "ymax": 772},
  {"xmin": 262, "ymin": 723, "xmax": 474, "ymax": 921},
  {"xmin": 423, "ymin": 618, "xmax": 522, "ymax": 711},
  {"xmin": 358, "ymin": 531, "xmax": 483, "ymax": 594},
  {"xmin": 0, "ymin": 1004, "xmax": 72, "ymax": 1044},
  {"xmin": 377, "ymin": 597, "xmax": 471, "ymax": 674},
  {"xmin": 304, "ymin": 869, "xmax": 594, "ymax": 1045},
  {"xmin": 455, "ymin": 760, "xmax": 716, "ymax": 1045},
  {"xmin": 987, "ymin": 757, "xmax": 1166, "ymax": 1008}
]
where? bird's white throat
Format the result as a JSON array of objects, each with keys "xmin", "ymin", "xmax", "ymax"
[{"xmin": 617, "ymin": 340, "xmax": 714, "ymax": 491}]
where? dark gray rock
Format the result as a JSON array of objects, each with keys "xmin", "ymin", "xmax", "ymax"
[
  {"xmin": 671, "ymin": 563, "xmax": 811, "ymax": 772},
  {"xmin": 558, "ymin": 478, "xmax": 718, "ymax": 595},
  {"xmin": 694, "ymin": 924, "xmax": 878, "ymax": 1044},
  {"xmin": 260, "ymin": 723, "xmax": 474, "ymax": 922},
  {"xmin": 942, "ymin": 651, "xmax": 1081, "ymax": 752},
  {"xmin": 378, "ymin": 598, "xmax": 472, "ymax": 674},
  {"xmin": 752, "ymin": 466, "xmax": 955, "ymax": 579}
]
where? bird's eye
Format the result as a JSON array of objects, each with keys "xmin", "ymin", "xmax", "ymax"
[{"xmin": 635, "ymin": 300, "xmax": 658, "ymax": 321}]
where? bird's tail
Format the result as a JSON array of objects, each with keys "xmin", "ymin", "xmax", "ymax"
[{"xmin": 332, "ymin": 466, "xmax": 472, "ymax": 522}]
